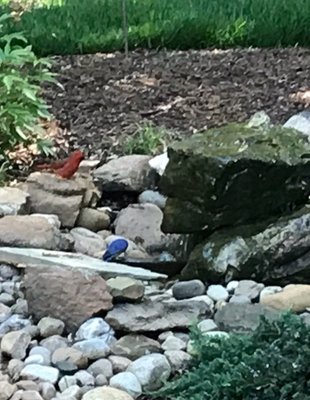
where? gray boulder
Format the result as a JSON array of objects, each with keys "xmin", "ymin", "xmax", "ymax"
[
  {"xmin": 160, "ymin": 123, "xmax": 310, "ymax": 233},
  {"xmin": 183, "ymin": 207, "xmax": 310, "ymax": 285}
]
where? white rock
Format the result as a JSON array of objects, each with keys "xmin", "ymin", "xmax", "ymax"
[
  {"xmin": 1, "ymin": 330, "xmax": 31, "ymax": 360},
  {"xmin": 226, "ymin": 280, "xmax": 239, "ymax": 293},
  {"xmin": 75, "ymin": 318, "xmax": 112, "ymax": 341},
  {"xmin": 197, "ymin": 319, "xmax": 218, "ymax": 333},
  {"xmin": 110, "ymin": 372, "xmax": 142, "ymax": 399},
  {"xmin": 148, "ymin": 152, "xmax": 169, "ymax": 176},
  {"xmin": 138, "ymin": 190, "xmax": 167, "ymax": 209},
  {"xmin": 21, "ymin": 364, "xmax": 59, "ymax": 384},
  {"xmin": 161, "ymin": 336, "xmax": 186, "ymax": 351},
  {"xmin": 207, "ymin": 285, "xmax": 229, "ymax": 302},
  {"xmin": 58, "ymin": 375, "xmax": 77, "ymax": 392},
  {"xmin": 284, "ymin": 111, "xmax": 310, "ymax": 137},
  {"xmin": 127, "ymin": 354, "xmax": 171, "ymax": 391}
]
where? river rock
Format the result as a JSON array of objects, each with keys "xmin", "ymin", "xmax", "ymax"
[
  {"xmin": 1, "ymin": 330, "xmax": 31, "ymax": 359},
  {"xmin": 138, "ymin": 190, "xmax": 167, "ymax": 209},
  {"xmin": 0, "ymin": 187, "xmax": 30, "ymax": 217},
  {"xmin": 70, "ymin": 227, "xmax": 106, "ymax": 258},
  {"xmin": 87, "ymin": 359, "xmax": 113, "ymax": 379},
  {"xmin": 76, "ymin": 207, "xmax": 110, "ymax": 232},
  {"xmin": 94, "ymin": 155, "xmax": 156, "ymax": 192},
  {"xmin": 284, "ymin": 111, "xmax": 310, "ymax": 137},
  {"xmin": 214, "ymin": 303, "xmax": 280, "ymax": 332},
  {"xmin": 164, "ymin": 350, "xmax": 191, "ymax": 373},
  {"xmin": 0, "ymin": 382, "xmax": 17, "ymax": 400},
  {"xmin": 114, "ymin": 204, "xmax": 165, "ymax": 249},
  {"xmin": 82, "ymin": 387, "xmax": 134, "ymax": 400},
  {"xmin": 0, "ymin": 215, "xmax": 68, "ymax": 251},
  {"xmin": 172, "ymin": 280, "xmax": 205, "ymax": 299},
  {"xmin": 22, "ymin": 172, "xmax": 98, "ymax": 228},
  {"xmin": 160, "ymin": 123, "xmax": 310, "ymax": 233},
  {"xmin": 37, "ymin": 317, "xmax": 65, "ymax": 338},
  {"xmin": 110, "ymin": 372, "xmax": 142, "ymax": 399},
  {"xmin": 23, "ymin": 265, "xmax": 112, "ymax": 332},
  {"xmin": 72, "ymin": 338, "xmax": 111, "ymax": 360},
  {"xmin": 75, "ymin": 318, "xmax": 113, "ymax": 341},
  {"xmin": 20, "ymin": 365, "xmax": 59, "ymax": 384},
  {"xmin": 260, "ymin": 284, "xmax": 310, "ymax": 312},
  {"xmin": 111, "ymin": 335, "xmax": 161, "ymax": 360},
  {"xmin": 106, "ymin": 277, "xmax": 145, "ymax": 302},
  {"xmin": 51, "ymin": 347, "xmax": 88, "ymax": 372},
  {"xmin": 183, "ymin": 207, "xmax": 310, "ymax": 284},
  {"xmin": 127, "ymin": 353, "xmax": 171, "ymax": 391},
  {"xmin": 106, "ymin": 297, "xmax": 212, "ymax": 332}
]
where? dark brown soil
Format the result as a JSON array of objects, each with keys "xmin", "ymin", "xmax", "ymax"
[{"xmin": 44, "ymin": 48, "xmax": 310, "ymax": 159}]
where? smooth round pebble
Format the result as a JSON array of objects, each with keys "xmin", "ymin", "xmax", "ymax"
[{"xmin": 207, "ymin": 285, "xmax": 229, "ymax": 302}]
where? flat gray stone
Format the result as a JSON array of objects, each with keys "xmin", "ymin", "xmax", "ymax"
[
  {"xmin": 0, "ymin": 247, "xmax": 167, "ymax": 282},
  {"xmin": 214, "ymin": 303, "xmax": 281, "ymax": 333},
  {"xmin": 106, "ymin": 297, "xmax": 212, "ymax": 332}
]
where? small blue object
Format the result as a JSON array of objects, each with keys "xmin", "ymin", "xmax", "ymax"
[{"xmin": 103, "ymin": 238, "xmax": 129, "ymax": 262}]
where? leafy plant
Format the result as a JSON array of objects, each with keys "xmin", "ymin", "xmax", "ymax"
[
  {"xmin": 0, "ymin": 12, "xmax": 56, "ymax": 163},
  {"xmin": 150, "ymin": 313, "xmax": 310, "ymax": 400},
  {"xmin": 123, "ymin": 123, "xmax": 168, "ymax": 155}
]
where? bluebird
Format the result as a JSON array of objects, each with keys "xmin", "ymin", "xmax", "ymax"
[{"xmin": 103, "ymin": 238, "xmax": 129, "ymax": 262}]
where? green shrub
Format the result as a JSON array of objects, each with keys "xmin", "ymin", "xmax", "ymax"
[
  {"xmin": 151, "ymin": 313, "xmax": 310, "ymax": 400},
  {"xmin": 0, "ymin": 13, "xmax": 56, "ymax": 163}
]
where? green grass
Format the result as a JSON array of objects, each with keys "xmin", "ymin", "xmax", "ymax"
[
  {"xmin": 0, "ymin": 0, "xmax": 309, "ymax": 55},
  {"xmin": 123, "ymin": 123, "xmax": 168, "ymax": 155}
]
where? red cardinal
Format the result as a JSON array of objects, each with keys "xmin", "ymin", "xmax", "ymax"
[{"xmin": 35, "ymin": 150, "xmax": 85, "ymax": 179}]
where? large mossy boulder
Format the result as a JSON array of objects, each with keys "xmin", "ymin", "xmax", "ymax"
[
  {"xmin": 182, "ymin": 207, "xmax": 310, "ymax": 285},
  {"xmin": 160, "ymin": 123, "xmax": 310, "ymax": 233}
]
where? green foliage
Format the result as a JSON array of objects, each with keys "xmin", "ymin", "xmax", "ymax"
[
  {"xmin": 151, "ymin": 313, "xmax": 310, "ymax": 400},
  {"xmin": 123, "ymin": 123, "xmax": 167, "ymax": 155},
  {"xmin": 0, "ymin": 0, "xmax": 309, "ymax": 55},
  {"xmin": 0, "ymin": 13, "xmax": 56, "ymax": 161}
]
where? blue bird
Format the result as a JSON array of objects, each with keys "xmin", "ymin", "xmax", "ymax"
[{"xmin": 103, "ymin": 238, "xmax": 129, "ymax": 262}]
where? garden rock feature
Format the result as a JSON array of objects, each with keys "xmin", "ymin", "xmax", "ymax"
[
  {"xmin": 115, "ymin": 204, "xmax": 165, "ymax": 249},
  {"xmin": 76, "ymin": 207, "xmax": 110, "ymax": 232},
  {"xmin": 284, "ymin": 111, "xmax": 310, "ymax": 137},
  {"xmin": 107, "ymin": 277, "xmax": 145, "ymax": 302},
  {"xmin": 106, "ymin": 297, "xmax": 212, "ymax": 331},
  {"xmin": 23, "ymin": 264, "xmax": 113, "ymax": 331},
  {"xmin": 94, "ymin": 155, "xmax": 156, "ymax": 192},
  {"xmin": 183, "ymin": 207, "xmax": 310, "ymax": 284},
  {"xmin": 70, "ymin": 227, "xmax": 106, "ymax": 258},
  {"xmin": 0, "ymin": 187, "xmax": 30, "ymax": 217},
  {"xmin": 111, "ymin": 335, "xmax": 161, "ymax": 360},
  {"xmin": 214, "ymin": 303, "xmax": 280, "ymax": 332},
  {"xmin": 22, "ymin": 172, "xmax": 99, "ymax": 228},
  {"xmin": 0, "ymin": 215, "xmax": 69, "ymax": 251},
  {"xmin": 160, "ymin": 123, "xmax": 310, "ymax": 233},
  {"xmin": 0, "ymin": 247, "xmax": 167, "ymax": 282},
  {"xmin": 261, "ymin": 284, "xmax": 310, "ymax": 312},
  {"xmin": 127, "ymin": 353, "xmax": 171, "ymax": 391}
]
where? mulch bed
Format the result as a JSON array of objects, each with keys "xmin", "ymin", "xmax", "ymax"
[{"xmin": 43, "ymin": 47, "xmax": 310, "ymax": 160}]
